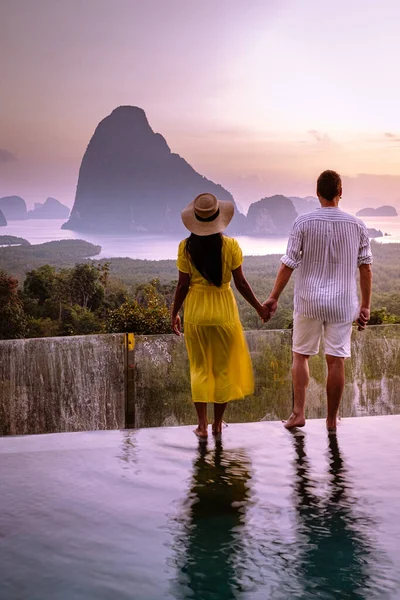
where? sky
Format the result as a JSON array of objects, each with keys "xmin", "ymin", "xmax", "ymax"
[{"xmin": 1, "ymin": 0, "xmax": 400, "ymax": 212}]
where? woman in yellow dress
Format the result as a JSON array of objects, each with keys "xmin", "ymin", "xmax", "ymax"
[{"xmin": 171, "ymin": 193, "xmax": 269, "ymax": 439}]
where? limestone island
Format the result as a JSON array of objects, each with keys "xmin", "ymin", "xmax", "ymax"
[{"xmin": 356, "ymin": 205, "xmax": 398, "ymax": 217}]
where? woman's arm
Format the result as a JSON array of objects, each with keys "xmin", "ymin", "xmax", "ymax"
[
  {"xmin": 171, "ymin": 271, "xmax": 191, "ymax": 335},
  {"xmin": 263, "ymin": 263, "xmax": 294, "ymax": 318},
  {"xmin": 232, "ymin": 266, "xmax": 269, "ymax": 321}
]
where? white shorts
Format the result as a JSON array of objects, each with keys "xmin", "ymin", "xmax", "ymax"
[{"xmin": 292, "ymin": 313, "xmax": 353, "ymax": 358}]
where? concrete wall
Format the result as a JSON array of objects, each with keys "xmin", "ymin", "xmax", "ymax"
[
  {"xmin": 0, "ymin": 334, "xmax": 126, "ymax": 435},
  {"xmin": 307, "ymin": 325, "xmax": 400, "ymax": 418},
  {"xmin": 133, "ymin": 326, "xmax": 400, "ymax": 427},
  {"xmin": 1, "ymin": 326, "xmax": 399, "ymax": 436}
]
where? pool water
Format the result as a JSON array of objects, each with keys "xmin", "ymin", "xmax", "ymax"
[{"xmin": 1, "ymin": 416, "xmax": 399, "ymax": 599}]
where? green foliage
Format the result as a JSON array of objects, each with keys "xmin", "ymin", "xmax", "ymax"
[
  {"xmin": 68, "ymin": 263, "xmax": 105, "ymax": 309},
  {"xmin": 107, "ymin": 281, "xmax": 170, "ymax": 334},
  {"xmin": 60, "ymin": 305, "xmax": 104, "ymax": 336},
  {"xmin": 24, "ymin": 265, "xmax": 57, "ymax": 305},
  {"xmin": 26, "ymin": 317, "xmax": 60, "ymax": 338},
  {"xmin": 1, "ymin": 240, "xmax": 400, "ymax": 339},
  {"xmin": 369, "ymin": 307, "xmax": 400, "ymax": 325},
  {"xmin": 0, "ymin": 270, "xmax": 27, "ymax": 339}
]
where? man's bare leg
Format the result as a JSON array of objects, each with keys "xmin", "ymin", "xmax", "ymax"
[
  {"xmin": 194, "ymin": 402, "xmax": 208, "ymax": 438},
  {"xmin": 325, "ymin": 354, "xmax": 345, "ymax": 432},
  {"xmin": 284, "ymin": 352, "xmax": 309, "ymax": 429}
]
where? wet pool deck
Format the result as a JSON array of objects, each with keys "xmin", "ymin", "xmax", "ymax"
[{"xmin": 1, "ymin": 416, "xmax": 400, "ymax": 599}]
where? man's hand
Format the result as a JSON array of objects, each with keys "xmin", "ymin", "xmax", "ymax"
[
  {"xmin": 263, "ymin": 297, "xmax": 278, "ymax": 319},
  {"xmin": 171, "ymin": 314, "xmax": 181, "ymax": 336},
  {"xmin": 357, "ymin": 306, "xmax": 370, "ymax": 331}
]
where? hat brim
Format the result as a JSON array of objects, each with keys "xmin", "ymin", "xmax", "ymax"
[{"xmin": 181, "ymin": 200, "xmax": 235, "ymax": 236}]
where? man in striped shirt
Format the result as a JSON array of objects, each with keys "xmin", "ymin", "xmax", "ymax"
[{"xmin": 263, "ymin": 170, "xmax": 373, "ymax": 432}]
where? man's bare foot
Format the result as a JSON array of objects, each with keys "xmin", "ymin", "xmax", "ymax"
[
  {"xmin": 194, "ymin": 427, "xmax": 208, "ymax": 439},
  {"xmin": 283, "ymin": 413, "xmax": 306, "ymax": 429}
]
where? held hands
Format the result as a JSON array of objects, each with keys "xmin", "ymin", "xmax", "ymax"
[
  {"xmin": 356, "ymin": 306, "xmax": 370, "ymax": 331},
  {"xmin": 262, "ymin": 297, "xmax": 278, "ymax": 321},
  {"xmin": 257, "ymin": 297, "xmax": 278, "ymax": 323},
  {"xmin": 171, "ymin": 314, "xmax": 181, "ymax": 336},
  {"xmin": 257, "ymin": 304, "xmax": 271, "ymax": 323}
]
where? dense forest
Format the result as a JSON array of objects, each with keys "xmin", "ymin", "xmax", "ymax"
[{"xmin": 1, "ymin": 237, "xmax": 400, "ymax": 339}]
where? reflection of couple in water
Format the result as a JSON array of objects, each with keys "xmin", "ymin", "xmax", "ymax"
[
  {"xmin": 173, "ymin": 435, "xmax": 381, "ymax": 599},
  {"xmin": 171, "ymin": 171, "xmax": 373, "ymax": 438}
]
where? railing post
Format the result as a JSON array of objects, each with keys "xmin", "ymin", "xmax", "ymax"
[{"xmin": 124, "ymin": 333, "xmax": 136, "ymax": 428}]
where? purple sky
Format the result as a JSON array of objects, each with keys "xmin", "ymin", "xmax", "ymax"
[{"xmin": 1, "ymin": 0, "xmax": 400, "ymax": 212}]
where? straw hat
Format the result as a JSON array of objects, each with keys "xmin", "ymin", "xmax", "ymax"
[{"xmin": 181, "ymin": 193, "xmax": 234, "ymax": 236}]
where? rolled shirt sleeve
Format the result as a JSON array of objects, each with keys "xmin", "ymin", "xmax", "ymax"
[
  {"xmin": 281, "ymin": 221, "xmax": 303, "ymax": 270},
  {"xmin": 358, "ymin": 224, "xmax": 373, "ymax": 266}
]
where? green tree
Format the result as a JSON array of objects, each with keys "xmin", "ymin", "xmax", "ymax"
[
  {"xmin": 107, "ymin": 281, "xmax": 170, "ymax": 334},
  {"xmin": 60, "ymin": 305, "xmax": 103, "ymax": 336},
  {"xmin": 69, "ymin": 264, "xmax": 104, "ymax": 309},
  {"xmin": 26, "ymin": 317, "xmax": 60, "ymax": 338},
  {"xmin": 0, "ymin": 270, "xmax": 27, "ymax": 339},
  {"xmin": 24, "ymin": 265, "xmax": 57, "ymax": 305}
]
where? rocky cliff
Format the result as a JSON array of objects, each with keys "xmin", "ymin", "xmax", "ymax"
[
  {"xmin": 63, "ymin": 106, "xmax": 244, "ymax": 234},
  {"xmin": 0, "ymin": 196, "xmax": 27, "ymax": 220},
  {"xmin": 0, "ymin": 210, "xmax": 7, "ymax": 227},
  {"xmin": 28, "ymin": 197, "xmax": 70, "ymax": 219},
  {"xmin": 289, "ymin": 196, "xmax": 319, "ymax": 215},
  {"xmin": 246, "ymin": 195, "xmax": 298, "ymax": 234}
]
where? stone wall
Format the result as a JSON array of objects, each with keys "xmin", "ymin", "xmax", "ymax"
[{"xmin": 1, "ymin": 326, "xmax": 399, "ymax": 436}]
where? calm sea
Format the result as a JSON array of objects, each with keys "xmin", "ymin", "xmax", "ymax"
[{"xmin": 2, "ymin": 216, "xmax": 400, "ymax": 260}]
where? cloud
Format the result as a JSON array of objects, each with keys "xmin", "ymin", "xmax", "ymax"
[
  {"xmin": 308, "ymin": 130, "xmax": 333, "ymax": 143},
  {"xmin": 0, "ymin": 149, "xmax": 17, "ymax": 163}
]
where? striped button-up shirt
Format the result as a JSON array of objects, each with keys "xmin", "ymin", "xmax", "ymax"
[{"xmin": 281, "ymin": 207, "xmax": 373, "ymax": 323}]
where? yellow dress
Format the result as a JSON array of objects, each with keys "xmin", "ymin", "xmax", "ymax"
[{"xmin": 177, "ymin": 236, "xmax": 254, "ymax": 404}]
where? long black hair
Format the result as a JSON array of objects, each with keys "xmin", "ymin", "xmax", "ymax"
[{"xmin": 185, "ymin": 233, "xmax": 223, "ymax": 287}]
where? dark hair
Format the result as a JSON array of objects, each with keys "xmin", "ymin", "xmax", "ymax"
[
  {"xmin": 185, "ymin": 233, "xmax": 223, "ymax": 287},
  {"xmin": 317, "ymin": 170, "xmax": 342, "ymax": 201}
]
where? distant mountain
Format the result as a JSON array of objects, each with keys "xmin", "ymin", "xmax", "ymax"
[
  {"xmin": 0, "ymin": 196, "xmax": 27, "ymax": 220},
  {"xmin": 63, "ymin": 106, "xmax": 244, "ymax": 234},
  {"xmin": 0, "ymin": 210, "xmax": 7, "ymax": 227},
  {"xmin": 0, "ymin": 235, "xmax": 30, "ymax": 246},
  {"xmin": 246, "ymin": 195, "xmax": 298, "ymax": 234},
  {"xmin": 366, "ymin": 228, "xmax": 384, "ymax": 238},
  {"xmin": 356, "ymin": 205, "xmax": 398, "ymax": 217},
  {"xmin": 27, "ymin": 197, "xmax": 70, "ymax": 219},
  {"xmin": 289, "ymin": 196, "xmax": 319, "ymax": 215}
]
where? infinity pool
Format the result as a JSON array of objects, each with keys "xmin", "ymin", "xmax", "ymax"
[{"xmin": 1, "ymin": 416, "xmax": 399, "ymax": 599}]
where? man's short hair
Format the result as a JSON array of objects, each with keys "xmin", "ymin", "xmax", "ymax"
[{"xmin": 317, "ymin": 170, "xmax": 342, "ymax": 201}]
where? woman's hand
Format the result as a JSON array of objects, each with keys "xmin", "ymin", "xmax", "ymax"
[
  {"xmin": 256, "ymin": 303, "xmax": 271, "ymax": 323},
  {"xmin": 171, "ymin": 314, "xmax": 182, "ymax": 336}
]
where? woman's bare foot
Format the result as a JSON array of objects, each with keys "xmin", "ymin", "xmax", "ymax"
[
  {"xmin": 212, "ymin": 423, "xmax": 222, "ymax": 435},
  {"xmin": 283, "ymin": 413, "xmax": 306, "ymax": 429},
  {"xmin": 193, "ymin": 427, "xmax": 208, "ymax": 439},
  {"xmin": 212, "ymin": 420, "xmax": 227, "ymax": 435},
  {"xmin": 326, "ymin": 417, "xmax": 340, "ymax": 434}
]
